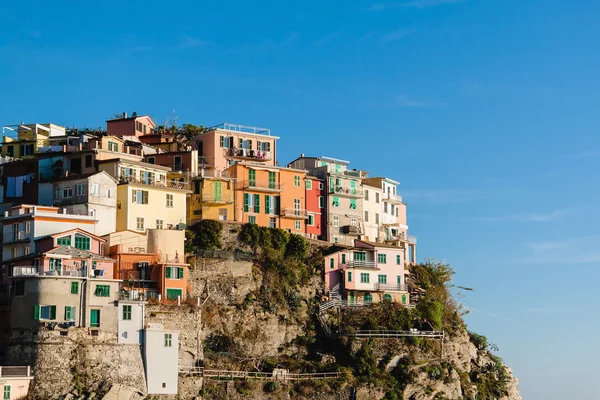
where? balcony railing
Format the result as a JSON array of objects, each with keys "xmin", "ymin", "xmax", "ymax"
[
  {"xmin": 226, "ymin": 148, "xmax": 272, "ymax": 161},
  {"xmin": 241, "ymin": 180, "xmax": 283, "ymax": 192},
  {"xmin": 198, "ymin": 169, "xmax": 232, "ymax": 179},
  {"xmin": 281, "ymin": 208, "xmax": 309, "ymax": 219},
  {"xmin": 340, "ymin": 260, "xmax": 378, "ymax": 269},
  {"xmin": 374, "ymin": 283, "xmax": 407, "ymax": 292},
  {"xmin": 341, "ymin": 225, "xmax": 363, "ymax": 235},
  {"xmin": 329, "ymin": 186, "xmax": 364, "ymax": 197},
  {"xmin": 3, "ymin": 231, "xmax": 31, "ymax": 243},
  {"xmin": 383, "ymin": 193, "xmax": 403, "ymax": 203},
  {"xmin": 12, "ymin": 266, "xmax": 86, "ymax": 277},
  {"xmin": 202, "ymin": 194, "xmax": 234, "ymax": 204},
  {"xmin": 211, "ymin": 122, "xmax": 271, "ymax": 136},
  {"xmin": 407, "ymin": 235, "xmax": 417, "ymax": 244},
  {"xmin": 119, "ymin": 176, "xmax": 190, "ymax": 190}
]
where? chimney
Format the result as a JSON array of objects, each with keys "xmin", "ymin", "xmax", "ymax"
[
  {"xmin": 301, "ymin": 153, "xmax": 304, "ymax": 157},
  {"xmin": 132, "ymin": 111, "xmax": 137, "ymax": 118},
  {"xmin": 123, "ymin": 112, "xmax": 128, "ymax": 119}
]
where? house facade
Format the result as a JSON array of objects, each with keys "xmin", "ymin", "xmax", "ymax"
[
  {"xmin": 97, "ymin": 159, "xmax": 190, "ymax": 232},
  {"xmin": 106, "ymin": 113, "xmax": 156, "ymax": 138},
  {"xmin": 48, "ymin": 171, "xmax": 118, "ymax": 236},
  {"xmin": 304, "ymin": 176, "xmax": 325, "ymax": 240},
  {"xmin": 144, "ymin": 324, "xmax": 179, "ymax": 394},
  {"xmin": 324, "ymin": 240, "xmax": 410, "ymax": 305},
  {"xmin": 362, "ymin": 183, "xmax": 384, "ymax": 242},
  {"xmin": 278, "ymin": 167, "xmax": 308, "ymax": 234},
  {"xmin": 192, "ymin": 123, "xmax": 278, "ymax": 174},
  {"xmin": 1, "ymin": 123, "xmax": 65, "ymax": 159},
  {"xmin": 0, "ymin": 366, "xmax": 33, "ymax": 400},
  {"xmin": 188, "ymin": 171, "xmax": 235, "ymax": 225}
]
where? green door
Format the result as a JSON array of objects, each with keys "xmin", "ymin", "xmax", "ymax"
[
  {"xmin": 349, "ymin": 291, "xmax": 355, "ymax": 305},
  {"xmin": 166, "ymin": 288, "xmax": 183, "ymax": 300},
  {"xmin": 90, "ymin": 309, "xmax": 100, "ymax": 328},
  {"xmin": 214, "ymin": 182, "xmax": 222, "ymax": 201}
]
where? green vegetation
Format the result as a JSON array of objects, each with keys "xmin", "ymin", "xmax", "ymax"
[{"xmin": 188, "ymin": 219, "xmax": 223, "ymax": 250}]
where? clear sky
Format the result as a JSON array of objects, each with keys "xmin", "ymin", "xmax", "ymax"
[{"xmin": 1, "ymin": 0, "xmax": 598, "ymax": 398}]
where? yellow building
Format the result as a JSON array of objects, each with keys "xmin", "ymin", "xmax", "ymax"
[
  {"xmin": 1, "ymin": 123, "xmax": 65, "ymax": 158},
  {"xmin": 97, "ymin": 158, "xmax": 191, "ymax": 232},
  {"xmin": 188, "ymin": 170, "xmax": 235, "ymax": 225}
]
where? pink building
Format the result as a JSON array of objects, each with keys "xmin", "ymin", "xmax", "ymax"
[
  {"xmin": 106, "ymin": 113, "xmax": 156, "ymax": 138},
  {"xmin": 0, "ymin": 366, "xmax": 33, "ymax": 399},
  {"xmin": 10, "ymin": 228, "xmax": 115, "ymax": 279},
  {"xmin": 324, "ymin": 240, "xmax": 410, "ymax": 305}
]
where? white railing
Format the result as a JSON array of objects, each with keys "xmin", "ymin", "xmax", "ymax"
[
  {"xmin": 281, "ymin": 208, "xmax": 309, "ymax": 218},
  {"xmin": 212, "ymin": 122, "xmax": 271, "ymax": 136},
  {"xmin": 383, "ymin": 193, "xmax": 403, "ymax": 203}
]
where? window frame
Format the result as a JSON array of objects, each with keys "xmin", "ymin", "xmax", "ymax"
[{"xmin": 122, "ymin": 305, "xmax": 132, "ymax": 321}]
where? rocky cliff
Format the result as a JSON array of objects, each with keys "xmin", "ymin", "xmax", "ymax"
[{"xmin": 14, "ymin": 222, "xmax": 521, "ymax": 400}]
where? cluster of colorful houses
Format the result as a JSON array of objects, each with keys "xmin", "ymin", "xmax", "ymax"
[{"xmin": 0, "ymin": 114, "xmax": 417, "ymax": 396}]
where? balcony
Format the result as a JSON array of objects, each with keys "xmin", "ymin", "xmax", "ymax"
[
  {"xmin": 329, "ymin": 186, "xmax": 364, "ymax": 198},
  {"xmin": 383, "ymin": 193, "xmax": 403, "ymax": 204},
  {"xmin": 202, "ymin": 194, "xmax": 234, "ymax": 204},
  {"xmin": 240, "ymin": 180, "xmax": 282, "ymax": 192},
  {"xmin": 198, "ymin": 168, "xmax": 231, "ymax": 179},
  {"xmin": 340, "ymin": 260, "xmax": 379, "ymax": 269},
  {"xmin": 341, "ymin": 225, "xmax": 363, "ymax": 235},
  {"xmin": 225, "ymin": 148, "xmax": 272, "ymax": 162},
  {"xmin": 119, "ymin": 176, "xmax": 190, "ymax": 191},
  {"xmin": 211, "ymin": 122, "xmax": 272, "ymax": 136},
  {"xmin": 407, "ymin": 235, "xmax": 417, "ymax": 245},
  {"xmin": 3, "ymin": 231, "xmax": 31, "ymax": 244},
  {"xmin": 12, "ymin": 266, "xmax": 86, "ymax": 278},
  {"xmin": 374, "ymin": 283, "xmax": 407, "ymax": 292},
  {"xmin": 281, "ymin": 208, "xmax": 309, "ymax": 219}
]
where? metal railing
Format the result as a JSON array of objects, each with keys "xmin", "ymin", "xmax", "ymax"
[
  {"xmin": 202, "ymin": 194, "xmax": 234, "ymax": 204},
  {"xmin": 374, "ymin": 283, "xmax": 407, "ymax": 292},
  {"xmin": 281, "ymin": 208, "xmax": 308, "ymax": 218},
  {"xmin": 383, "ymin": 193, "xmax": 403, "ymax": 203},
  {"xmin": 226, "ymin": 147, "xmax": 272, "ymax": 161},
  {"xmin": 329, "ymin": 186, "xmax": 364, "ymax": 197},
  {"xmin": 179, "ymin": 367, "xmax": 340, "ymax": 381},
  {"xmin": 210, "ymin": 122, "xmax": 271, "ymax": 136},
  {"xmin": 119, "ymin": 176, "xmax": 190, "ymax": 190},
  {"xmin": 341, "ymin": 225, "xmax": 363, "ymax": 235},
  {"xmin": 240, "ymin": 180, "xmax": 283, "ymax": 191},
  {"xmin": 339, "ymin": 260, "xmax": 378, "ymax": 269},
  {"xmin": 341, "ymin": 330, "xmax": 444, "ymax": 339},
  {"xmin": 198, "ymin": 169, "xmax": 232, "ymax": 179},
  {"xmin": 407, "ymin": 235, "xmax": 417, "ymax": 244},
  {"xmin": 12, "ymin": 266, "xmax": 87, "ymax": 277},
  {"xmin": 3, "ymin": 231, "xmax": 30, "ymax": 243}
]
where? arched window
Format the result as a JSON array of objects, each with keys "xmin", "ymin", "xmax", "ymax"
[
  {"xmin": 364, "ymin": 293, "xmax": 372, "ymax": 304},
  {"xmin": 383, "ymin": 294, "xmax": 393, "ymax": 302}
]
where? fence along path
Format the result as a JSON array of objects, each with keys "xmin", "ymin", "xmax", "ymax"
[{"xmin": 179, "ymin": 367, "xmax": 340, "ymax": 381}]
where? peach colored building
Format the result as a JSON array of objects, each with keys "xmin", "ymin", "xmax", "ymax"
[
  {"xmin": 324, "ymin": 240, "xmax": 410, "ymax": 306},
  {"xmin": 193, "ymin": 123, "xmax": 278, "ymax": 175},
  {"xmin": 278, "ymin": 168, "xmax": 308, "ymax": 234},
  {"xmin": 0, "ymin": 366, "xmax": 33, "ymax": 399}
]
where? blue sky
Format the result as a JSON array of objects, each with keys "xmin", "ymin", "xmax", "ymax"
[{"xmin": 1, "ymin": 0, "xmax": 599, "ymax": 398}]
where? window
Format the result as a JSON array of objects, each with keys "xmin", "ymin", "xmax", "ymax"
[
  {"xmin": 166, "ymin": 288, "xmax": 182, "ymax": 300},
  {"xmin": 330, "ymin": 258, "xmax": 334, "ymax": 269},
  {"xmin": 164, "ymin": 333, "xmax": 172, "ymax": 347},
  {"xmin": 265, "ymin": 195, "xmax": 277, "ymax": 215},
  {"xmin": 156, "ymin": 219, "xmax": 164, "ymax": 229},
  {"xmin": 375, "ymin": 213, "xmax": 380, "ymax": 224},
  {"xmin": 122, "ymin": 305, "xmax": 132, "ymax": 321},
  {"xmin": 57, "ymin": 235, "xmax": 71, "ymax": 246},
  {"xmin": 306, "ymin": 180, "xmax": 312, "ymax": 190},
  {"xmin": 65, "ymin": 306, "xmax": 75, "ymax": 321},
  {"xmin": 106, "ymin": 189, "xmax": 112, "ymax": 198},
  {"xmin": 3, "ymin": 385, "xmax": 10, "ymax": 400},
  {"xmin": 85, "ymin": 155, "xmax": 93, "ymax": 168},
  {"xmin": 294, "ymin": 220, "xmax": 301, "ymax": 230},
  {"xmin": 74, "ymin": 234, "xmax": 90, "ymax": 250},
  {"xmin": 333, "ymin": 236, "xmax": 339, "ymax": 243},
  {"xmin": 347, "ymin": 271, "xmax": 352, "ymax": 282},
  {"xmin": 396, "ymin": 208, "xmax": 399, "ymax": 217},
  {"xmin": 166, "ymin": 267, "xmax": 184, "ymax": 279},
  {"xmin": 364, "ymin": 211, "xmax": 369, "ymax": 222},
  {"xmin": 243, "ymin": 193, "xmax": 259, "ymax": 212},
  {"xmin": 136, "ymin": 217, "xmax": 145, "ymax": 231},
  {"xmin": 391, "ymin": 204, "xmax": 395, "ymax": 215},
  {"xmin": 147, "ymin": 156, "xmax": 155, "ymax": 164},
  {"xmin": 294, "ymin": 175, "xmax": 301, "ymax": 187},
  {"xmin": 268, "ymin": 172, "xmax": 276, "ymax": 189},
  {"xmin": 268, "ymin": 218, "xmax": 276, "ymax": 228},
  {"xmin": 364, "ymin": 293, "xmax": 372, "ymax": 304},
  {"xmin": 384, "ymin": 294, "xmax": 392, "ymax": 302},
  {"xmin": 397, "ymin": 276, "xmax": 402, "ymax": 286},
  {"xmin": 248, "ymin": 216, "xmax": 256, "ymax": 224},
  {"xmin": 63, "ymin": 186, "xmax": 73, "ymax": 198},
  {"xmin": 341, "ymin": 254, "xmax": 346, "ymax": 264},
  {"xmin": 384, "ymin": 202, "xmax": 388, "ymax": 213},
  {"xmin": 90, "ymin": 309, "xmax": 100, "ymax": 327},
  {"xmin": 375, "ymin": 193, "xmax": 380, "ymax": 203},
  {"xmin": 34, "ymin": 305, "xmax": 57, "ymax": 320},
  {"xmin": 166, "ymin": 194, "xmax": 173, "ymax": 208},
  {"xmin": 351, "ymin": 218, "xmax": 357, "ymax": 226},
  {"xmin": 353, "ymin": 252, "xmax": 366, "ymax": 262},
  {"xmin": 350, "ymin": 199, "xmax": 357, "ymax": 209},
  {"xmin": 378, "ymin": 274, "xmax": 387, "ymax": 284},
  {"xmin": 71, "ymin": 281, "xmax": 79, "ymax": 294},
  {"xmin": 91, "ymin": 183, "xmax": 100, "ymax": 196},
  {"xmin": 333, "ymin": 215, "xmax": 339, "ymax": 227},
  {"xmin": 360, "ymin": 273, "xmax": 370, "ymax": 283},
  {"xmin": 132, "ymin": 190, "xmax": 149, "ymax": 204},
  {"xmin": 248, "ymin": 170, "xmax": 256, "ymax": 186},
  {"xmin": 332, "ymin": 196, "xmax": 339, "ymax": 207},
  {"xmin": 55, "ymin": 186, "xmax": 60, "ymax": 200},
  {"xmin": 396, "ymin": 255, "xmax": 401, "ymax": 265},
  {"xmin": 95, "ymin": 285, "xmax": 111, "ymax": 297},
  {"xmin": 14, "ymin": 280, "xmax": 24, "ymax": 296},
  {"xmin": 76, "ymin": 184, "xmax": 85, "ymax": 196},
  {"xmin": 194, "ymin": 181, "xmax": 201, "ymax": 194},
  {"xmin": 6, "ymin": 145, "xmax": 13, "ymax": 157},
  {"xmin": 307, "ymin": 214, "xmax": 314, "ymax": 226},
  {"xmin": 319, "ymin": 182, "xmax": 324, "ymax": 190},
  {"xmin": 318, "ymin": 196, "xmax": 324, "ymax": 208},
  {"xmin": 378, "ymin": 254, "xmax": 387, "ymax": 264},
  {"xmin": 49, "ymin": 258, "xmax": 62, "ymax": 272},
  {"xmin": 365, "ymin": 190, "xmax": 369, "ymax": 201}
]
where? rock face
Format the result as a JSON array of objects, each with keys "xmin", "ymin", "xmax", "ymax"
[{"xmin": 13, "ymin": 240, "xmax": 521, "ymax": 400}]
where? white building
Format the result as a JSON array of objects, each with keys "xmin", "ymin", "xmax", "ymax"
[
  {"xmin": 144, "ymin": 323, "xmax": 179, "ymax": 395},
  {"xmin": 45, "ymin": 171, "xmax": 118, "ymax": 236},
  {"xmin": 117, "ymin": 299, "xmax": 145, "ymax": 344},
  {"xmin": 362, "ymin": 183, "xmax": 384, "ymax": 242}
]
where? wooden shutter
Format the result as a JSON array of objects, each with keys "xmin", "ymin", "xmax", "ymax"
[
  {"xmin": 143, "ymin": 191, "xmax": 149, "ymax": 204},
  {"xmin": 178, "ymin": 267, "xmax": 184, "ymax": 279},
  {"xmin": 33, "ymin": 304, "xmax": 40, "ymax": 320},
  {"xmin": 243, "ymin": 194, "xmax": 249, "ymax": 212},
  {"xmin": 166, "ymin": 267, "xmax": 171, "ymax": 279},
  {"xmin": 265, "ymin": 195, "xmax": 270, "ymax": 214},
  {"xmin": 50, "ymin": 306, "xmax": 56, "ymax": 320},
  {"xmin": 254, "ymin": 195, "xmax": 260, "ymax": 211}
]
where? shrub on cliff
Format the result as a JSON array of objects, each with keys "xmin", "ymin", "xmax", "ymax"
[
  {"xmin": 190, "ymin": 220, "xmax": 222, "ymax": 250},
  {"xmin": 285, "ymin": 234, "xmax": 307, "ymax": 260}
]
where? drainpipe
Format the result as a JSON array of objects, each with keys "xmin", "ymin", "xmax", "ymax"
[{"xmin": 79, "ymin": 280, "xmax": 87, "ymax": 327}]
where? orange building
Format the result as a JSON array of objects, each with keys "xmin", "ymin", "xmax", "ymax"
[{"xmin": 225, "ymin": 162, "xmax": 307, "ymax": 233}]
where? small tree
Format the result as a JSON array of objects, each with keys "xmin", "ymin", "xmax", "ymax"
[
  {"xmin": 285, "ymin": 234, "xmax": 307, "ymax": 260},
  {"xmin": 192, "ymin": 220, "xmax": 223, "ymax": 250}
]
